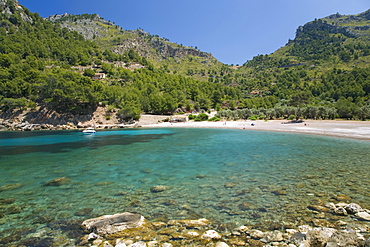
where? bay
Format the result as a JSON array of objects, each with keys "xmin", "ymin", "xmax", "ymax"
[{"xmin": 0, "ymin": 128, "xmax": 369, "ymax": 245}]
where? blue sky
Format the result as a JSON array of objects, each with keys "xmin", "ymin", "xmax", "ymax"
[{"xmin": 19, "ymin": 0, "xmax": 369, "ymax": 65}]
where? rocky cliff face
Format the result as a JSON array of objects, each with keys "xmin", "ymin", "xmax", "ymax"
[
  {"xmin": 294, "ymin": 20, "xmax": 357, "ymax": 42},
  {"xmin": 112, "ymin": 31, "xmax": 212, "ymax": 60},
  {"xmin": 0, "ymin": 106, "xmax": 137, "ymax": 131},
  {"xmin": 45, "ymin": 13, "xmax": 115, "ymax": 40},
  {"xmin": 1, "ymin": 0, "xmax": 33, "ymax": 23},
  {"xmin": 150, "ymin": 37, "xmax": 211, "ymax": 58},
  {"xmin": 321, "ymin": 9, "xmax": 370, "ymax": 36},
  {"xmin": 46, "ymin": 14, "xmax": 213, "ymax": 61}
]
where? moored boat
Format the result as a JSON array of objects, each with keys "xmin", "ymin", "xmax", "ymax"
[{"xmin": 82, "ymin": 127, "xmax": 96, "ymax": 134}]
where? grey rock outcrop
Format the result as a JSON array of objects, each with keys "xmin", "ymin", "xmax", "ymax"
[
  {"xmin": 82, "ymin": 212, "xmax": 145, "ymax": 235},
  {"xmin": 45, "ymin": 14, "xmax": 215, "ymax": 62}
]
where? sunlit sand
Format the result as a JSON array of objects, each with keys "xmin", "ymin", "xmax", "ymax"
[{"xmin": 142, "ymin": 119, "xmax": 370, "ymax": 140}]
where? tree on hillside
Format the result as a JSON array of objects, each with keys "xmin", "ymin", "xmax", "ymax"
[{"xmin": 83, "ymin": 68, "xmax": 95, "ymax": 78}]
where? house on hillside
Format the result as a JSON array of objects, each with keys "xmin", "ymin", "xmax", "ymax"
[
  {"xmin": 250, "ymin": 91, "xmax": 262, "ymax": 96},
  {"xmin": 129, "ymin": 63, "xmax": 145, "ymax": 70},
  {"xmin": 92, "ymin": 73, "xmax": 106, "ymax": 80}
]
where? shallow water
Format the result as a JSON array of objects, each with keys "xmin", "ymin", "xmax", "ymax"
[{"xmin": 0, "ymin": 128, "xmax": 369, "ymax": 245}]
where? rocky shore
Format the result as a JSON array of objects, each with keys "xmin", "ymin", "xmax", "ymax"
[
  {"xmin": 78, "ymin": 202, "xmax": 370, "ymax": 247},
  {"xmin": 0, "ymin": 119, "xmax": 138, "ymax": 131},
  {"xmin": 0, "ymin": 106, "xmax": 144, "ymax": 131}
]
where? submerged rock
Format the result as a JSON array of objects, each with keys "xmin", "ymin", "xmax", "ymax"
[
  {"xmin": 82, "ymin": 212, "xmax": 145, "ymax": 235},
  {"xmin": 331, "ymin": 194, "xmax": 351, "ymax": 202},
  {"xmin": 344, "ymin": 203, "xmax": 363, "ymax": 214},
  {"xmin": 334, "ymin": 207, "xmax": 348, "ymax": 216},
  {"xmin": 6, "ymin": 205, "xmax": 22, "ymax": 214},
  {"xmin": 44, "ymin": 177, "xmax": 70, "ymax": 186},
  {"xmin": 0, "ymin": 198, "xmax": 15, "ymax": 204},
  {"xmin": 167, "ymin": 218, "xmax": 210, "ymax": 228},
  {"xmin": 307, "ymin": 205, "xmax": 331, "ymax": 213},
  {"xmin": 224, "ymin": 183, "xmax": 236, "ymax": 188},
  {"xmin": 356, "ymin": 211, "xmax": 370, "ymax": 221},
  {"xmin": 238, "ymin": 202, "xmax": 252, "ymax": 210},
  {"xmin": 312, "ymin": 219, "xmax": 335, "ymax": 228},
  {"xmin": 150, "ymin": 185, "xmax": 170, "ymax": 193},
  {"xmin": 74, "ymin": 207, "xmax": 93, "ymax": 216},
  {"xmin": 0, "ymin": 183, "xmax": 23, "ymax": 192},
  {"xmin": 272, "ymin": 190, "xmax": 287, "ymax": 196},
  {"xmin": 201, "ymin": 230, "xmax": 222, "ymax": 240}
]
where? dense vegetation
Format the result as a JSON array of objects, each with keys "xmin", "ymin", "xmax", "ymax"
[
  {"xmin": 1, "ymin": 0, "xmax": 370, "ymax": 121},
  {"xmin": 0, "ymin": 0, "xmax": 240, "ymax": 121},
  {"xmin": 213, "ymin": 11, "xmax": 370, "ymax": 120}
]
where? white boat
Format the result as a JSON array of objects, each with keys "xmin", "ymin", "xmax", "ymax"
[{"xmin": 82, "ymin": 127, "xmax": 96, "ymax": 134}]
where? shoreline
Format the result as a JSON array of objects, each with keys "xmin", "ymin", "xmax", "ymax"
[{"xmin": 141, "ymin": 119, "xmax": 370, "ymax": 141}]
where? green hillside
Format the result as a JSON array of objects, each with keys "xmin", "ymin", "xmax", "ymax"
[
  {"xmin": 0, "ymin": 0, "xmax": 240, "ymax": 121},
  {"xmin": 215, "ymin": 9, "xmax": 370, "ymax": 120},
  {"xmin": 46, "ymin": 13, "xmax": 225, "ymax": 81}
]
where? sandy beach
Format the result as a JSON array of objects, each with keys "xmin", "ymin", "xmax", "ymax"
[{"xmin": 141, "ymin": 118, "xmax": 370, "ymax": 140}]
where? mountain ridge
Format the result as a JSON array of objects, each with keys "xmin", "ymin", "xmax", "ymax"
[
  {"xmin": 1, "ymin": 0, "xmax": 370, "ymax": 127},
  {"xmin": 45, "ymin": 13, "xmax": 215, "ymax": 61}
]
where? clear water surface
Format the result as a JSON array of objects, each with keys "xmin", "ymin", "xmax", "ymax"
[{"xmin": 0, "ymin": 128, "xmax": 369, "ymax": 245}]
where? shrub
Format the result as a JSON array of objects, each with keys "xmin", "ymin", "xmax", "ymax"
[
  {"xmin": 249, "ymin": 115, "xmax": 258, "ymax": 120},
  {"xmin": 288, "ymin": 115, "xmax": 295, "ymax": 120},
  {"xmin": 107, "ymin": 105, "xmax": 115, "ymax": 112},
  {"xmin": 194, "ymin": 113, "xmax": 209, "ymax": 121},
  {"xmin": 28, "ymin": 100, "xmax": 37, "ymax": 109},
  {"xmin": 208, "ymin": 116, "xmax": 220, "ymax": 122},
  {"xmin": 188, "ymin": 114, "xmax": 196, "ymax": 120}
]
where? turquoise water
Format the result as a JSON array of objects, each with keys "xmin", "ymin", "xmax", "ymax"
[{"xmin": 0, "ymin": 128, "xmax": 369, "ymax": 245}]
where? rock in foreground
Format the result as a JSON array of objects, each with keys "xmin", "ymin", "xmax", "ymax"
[
  {"xmin": 82, "ymin": 212, "xmax": 144, "ymax": 235},
  {"xmin": 79, "ymin": 202, "xmax": 370, "ymax": 247}
]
